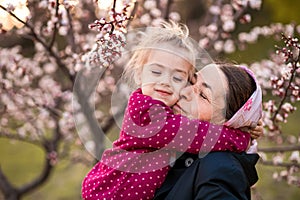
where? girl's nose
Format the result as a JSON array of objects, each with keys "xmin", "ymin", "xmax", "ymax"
[{"xmin": 159, "ymin": 74, "xmax": 171, "ymax": 86}]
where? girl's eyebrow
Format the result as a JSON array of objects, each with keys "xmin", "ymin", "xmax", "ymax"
[
  {"xmin": 147, "ymin": 63, "xmax": 187, "ymax": 75},
  {"xmin": 175, "ymin": 68, "xmax": 188, "ymax": 75}
]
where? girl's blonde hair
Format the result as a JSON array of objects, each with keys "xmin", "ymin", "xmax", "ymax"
[{"xmin": 122, "ymin": 21, "xmax": 196, "ymax": 89}]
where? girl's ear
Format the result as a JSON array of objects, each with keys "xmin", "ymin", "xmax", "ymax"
[{"xmin": 134, "ymin": 68, "xmax": 142, "ymax": 85}]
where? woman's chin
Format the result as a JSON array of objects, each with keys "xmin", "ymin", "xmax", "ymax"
[
  {"xmin": 172, "ymin": 105, "xmax": 182, "ymax": 114},
  {"xmin": 173, "ymin": 110, "xmax": 180, "ymax": 114}
]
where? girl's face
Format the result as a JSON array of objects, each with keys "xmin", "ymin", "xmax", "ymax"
[
  {"xmin": 136, "ymin": 49, "xmax": 193, "ymax": 106},
  {"xmin": 174, "ymin": 64, "xmax": 228, "ymax": 124}
]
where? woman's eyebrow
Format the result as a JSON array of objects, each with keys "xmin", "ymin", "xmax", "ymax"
[{"xmin": 201, "ymin": 82, "xmax": 212, "ymax": 91}]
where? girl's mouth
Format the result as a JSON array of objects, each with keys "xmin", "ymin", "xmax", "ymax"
[{"xmin": 155, "ymin": 89, "xmax": 172, "ymax": 96}]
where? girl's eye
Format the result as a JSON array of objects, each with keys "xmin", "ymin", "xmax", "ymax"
[
  {"xmin": 173, "ymin": 76, "xmax": 183, "ymax": 82},
  {"xmin": 151, "ymin": 70, "xmax": 161, "ymax": 75}
]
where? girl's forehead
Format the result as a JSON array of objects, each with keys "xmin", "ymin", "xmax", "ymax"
[
  {"xmin": 148, "ymin": 49, "xmax": 193, "ymax": 67},
  {"xmin": 146, "ymin": 43, "xmax": 194, "ymax": 61}
]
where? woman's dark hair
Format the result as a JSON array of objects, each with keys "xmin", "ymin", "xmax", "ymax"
[{"xmin": 219, "ymin": 64, "xmax": 257, "ymax": 120}]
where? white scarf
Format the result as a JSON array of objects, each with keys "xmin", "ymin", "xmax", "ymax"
[
  {"xmin": 224, "ymin": 66, "xmax": 262, "ymax": 154},
  {"xmin": 224, "ymin": 65, "xmax": 262, "ymax": 129}
]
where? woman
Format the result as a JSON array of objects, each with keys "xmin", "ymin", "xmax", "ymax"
[{"xmin": 154, "ymin": 63, "xmax": 262, "ymax": 200}]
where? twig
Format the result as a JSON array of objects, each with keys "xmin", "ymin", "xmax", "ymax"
[
  {"xmin": 271, "ymin": 35, "xmax": 299, "ymax": 122},
  {"xmin": 65, "ymin": 7, "xmax": 78, "ymax": 53},
  {"xmin": 259, "ymin": 160, "xmax": 300, "ymax": 168},
  {"xmin": 126, "ymin": 0, "xmax": 138, "ymax": 27},
  {"xmin": 163, "ymin": 0, "xmax": 173, "ymax": 20},
  {"xmin": 0, "ymin": 166, "xmax": 19, "ymax": 200},
  {"xmin": 271, "ymin": 67, "xmax": 296, "ymax": 122},
  {"xmin": 0, "ymin": 131, "xmax": 42, "ymax": 146},
  {"xmin": 18, "ymin": 123, "xmax": 61, "ymax": 195},
  {"xmin": 233, "ymin": 1, "xmax": 249, "ymax": 21},
  {"xmin": 258, "ymin": 145, "xmax": 300, "ymax": 153},
  {"xmin": 48, "ymin": 0, "xmax": 60, "ymax": 48}
]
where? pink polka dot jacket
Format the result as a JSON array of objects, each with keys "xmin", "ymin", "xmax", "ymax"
[{"xmin": 81, "ymin": 88, "xmax": 251, "ymax": 200}]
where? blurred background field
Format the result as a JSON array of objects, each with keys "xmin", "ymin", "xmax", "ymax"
[{"xmin": 1, "ymin": 0, "xmax": 300, "ymax": 199}]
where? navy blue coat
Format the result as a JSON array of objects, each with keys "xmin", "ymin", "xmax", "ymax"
[{"xmin": 154, "ymin": 152, "xmax": 259, "ymax": 200}]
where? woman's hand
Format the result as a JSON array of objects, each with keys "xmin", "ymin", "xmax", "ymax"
[{"xmin": 249, "ymin": 119, "xmax": 263, "ymax": 139}]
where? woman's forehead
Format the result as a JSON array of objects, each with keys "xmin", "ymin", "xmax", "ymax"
[{"xmin": 196, "ymin": 65, "xmax": 228, "ymax": 94}]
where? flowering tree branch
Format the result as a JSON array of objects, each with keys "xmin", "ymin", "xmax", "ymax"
[
  {"xmin": 270, "ymin": 34, "xmax": 300, "ymax": 127},
  {"xmin": 65, "ymin": 7, "xmax": 77, "ymax": 53},
  {"xmin": 48, "ymin": 0, "xmax": 59, "ymax": 48},
  {"xmin": 0, "ymin": 3, "xmax": 74, "ymax": 83}
]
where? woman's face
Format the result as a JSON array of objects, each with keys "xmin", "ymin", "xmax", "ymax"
[{"xmin": 173, "ymin": 64, "xmax": 228, "ymax": 124}]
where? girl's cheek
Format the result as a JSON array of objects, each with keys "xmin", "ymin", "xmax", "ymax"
[
  {"xmin": 174, "ymin": 87, "xmax": 182, "ymax": 95},
  {"xmin": 178, "ymin": 84, "xmax": 187, "ymax": 92}
]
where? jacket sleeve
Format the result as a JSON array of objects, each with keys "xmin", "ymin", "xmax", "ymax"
[
  {"xmin": 154, "ymin": 152, "xmax": 252, "ymax": 200},
  {"xmin": 193, "ymin": 152, "xmax": 251, "ymax": 200},
  {"xmin": 115, "ymin": 90, "xmax": 250, "ymax": 153}
]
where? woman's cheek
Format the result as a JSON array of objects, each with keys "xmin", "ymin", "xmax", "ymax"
[
  {"xmin": 192, "ymin": 104, "xmax": 202, "ymax": 119},
  {"xmin": 197, "ymin": 104, "xmax": 213, "ymax": 121}
]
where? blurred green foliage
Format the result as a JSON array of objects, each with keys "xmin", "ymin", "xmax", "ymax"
[{"xmin": 265, "ymin": 0, "xmax": 300, "ymax": 23}]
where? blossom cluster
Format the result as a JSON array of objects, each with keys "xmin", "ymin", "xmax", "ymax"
[
  {"xmin": 86, "ymin": 30, "xmax": 126, "ymax": 68},
  {"xmin": 86, "ymin": 3, "xmax": 131, "ymax": 68},
  {"xmin": 265, "ymin": 35, "xmax": 300, "ymax": 128},
  {"xmin": 138, "ymin": 0, "xmax": 181, "ymax": 26},
  {"xmin": 271, "ymin": 151, "xmax": 300, "ymax": 186},
  {"xmin": 198, "ymin": 0, "xmax": 262, "ymax": 54},
  {"xmin": 89, "ymin": 3, "xmax": 131, "ymax": 34},
  {"xmin": 0, "ymin": 46, "xmax": 74, "ymax": 142}
]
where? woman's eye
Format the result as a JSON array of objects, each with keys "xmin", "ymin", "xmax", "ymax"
[
  {"xmin": 151, "ymin": 70, "xmax": 161, "ymax": 75},
  {"xmin": 200, "ymin": 92, "xmax": 208, "ymax": 100}
]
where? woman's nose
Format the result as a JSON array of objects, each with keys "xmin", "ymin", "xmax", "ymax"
[{"xmin": 180, "ymin": 86, "xmax": 193, "ymax": 101}]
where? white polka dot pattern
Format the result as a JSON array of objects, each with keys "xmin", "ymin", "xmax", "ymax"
[{"xmin": 81, "ymin": 89, "xmax": 251, "ymax": 199}]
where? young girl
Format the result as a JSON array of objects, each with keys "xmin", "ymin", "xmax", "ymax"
[{"xmin": 81, "ymin": 22, "xmax": 256, "ymax": 200}]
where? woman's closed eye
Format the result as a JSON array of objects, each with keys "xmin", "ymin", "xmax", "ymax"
[
  {"xmin": 199, "ymin": 92, "xmax": 209, "ymax": 101},
  {"xmin": 151, "ymin": 70, "xmax": 161, "ymax": 75}
]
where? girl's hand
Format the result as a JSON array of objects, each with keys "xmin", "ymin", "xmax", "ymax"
[{"xmin": 249, "ymin": 119, "xmax": 263, "ymax": 139}]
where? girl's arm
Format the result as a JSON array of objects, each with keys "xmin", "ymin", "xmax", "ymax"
[{"xmin": 115, "ymin": 89, "xmax": 250, "ymax": 153}]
